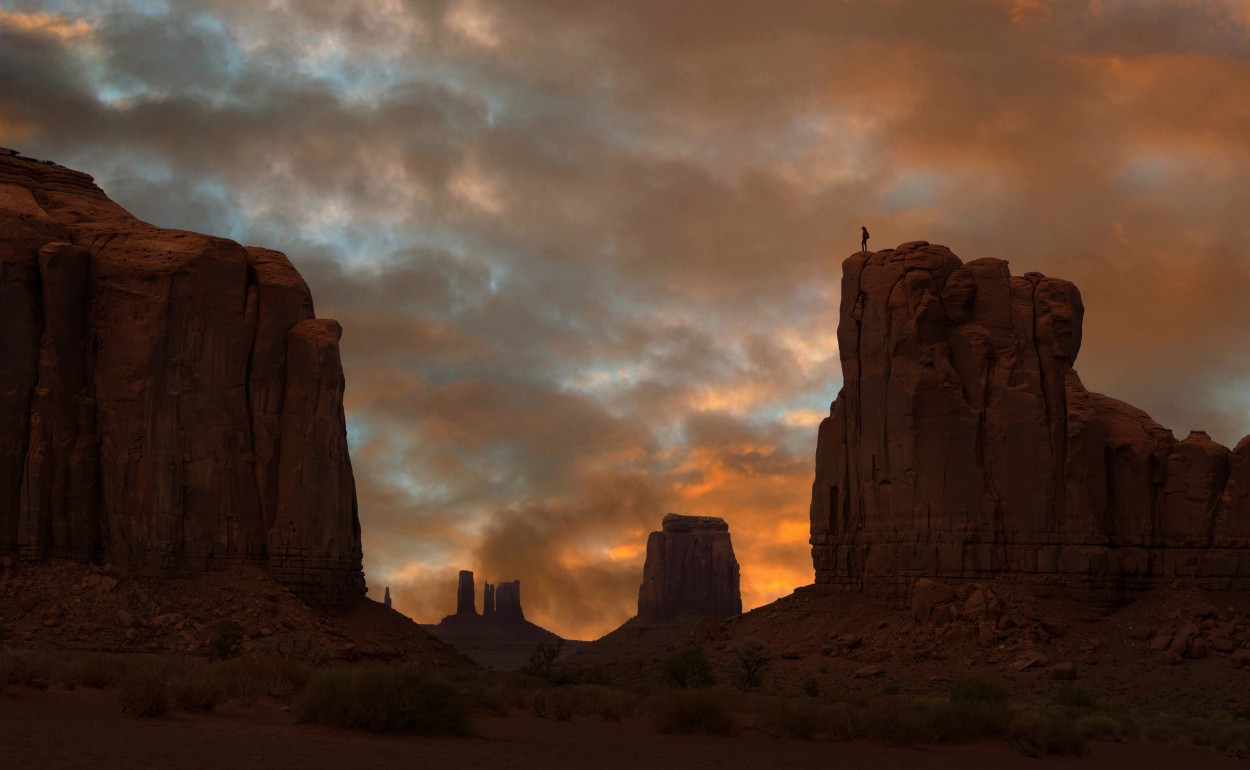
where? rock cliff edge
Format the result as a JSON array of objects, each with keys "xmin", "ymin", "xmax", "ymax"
[
  {"xmin": 811, "ymin": 241, "xmax": 1250, "ymax": 595},
  {"xmin": 0, "ymin": 154, "xmax": 363, "ymax": 606}
]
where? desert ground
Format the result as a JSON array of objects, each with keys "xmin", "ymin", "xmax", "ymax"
[{"xmin": 3, "ymin": 684, "xmax": 1246, "ymax": 770}]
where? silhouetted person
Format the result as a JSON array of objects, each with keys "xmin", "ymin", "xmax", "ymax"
[{"xmin": 861, "ymin": 226, "xmax": 869, "ymax": 253}]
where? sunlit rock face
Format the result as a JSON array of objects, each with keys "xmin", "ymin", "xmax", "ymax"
[
  {"xmin": 0, "ymin": 153, "xmax": 363, "ymax": 606},
  {"xmin": 637, "ymin": 513, "xmax": 742, "ymax": 621},
  {"xmin": 810, "ymin": 241, "xmax": 1250, "ymax": 594}
]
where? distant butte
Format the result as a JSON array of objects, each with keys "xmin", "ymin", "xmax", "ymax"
[
  {"xmin": 638, "ymin": 513, "xmax": 742, "ymax": 622},
  {"xmin": 811, "ymin": 241, "xmax": 1250, "ymax": 595}
]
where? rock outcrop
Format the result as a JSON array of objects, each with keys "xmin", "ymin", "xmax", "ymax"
[
  {"xmin": 485, "ymin": 579, "xmax": 525, "ymax": 623},
  {"xmin": 429, "ymin": 571, "xmax": 564, "ymax": 668},
  {"xmin": 0, "ymin": 154, "xmax": 363, "ymax": 606},
  {"xmin": 810, "ymin": 241, "xmax": 1250, "ymax": 595},
  {"xmin": 638, "ymin": 514, "xmax": 742, "ymax": 621},
  {"xmin": 455, "ymin": 570, "xmax": 477, "ymax": 616}
]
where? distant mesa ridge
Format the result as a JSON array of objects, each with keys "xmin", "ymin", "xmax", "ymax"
[
  {"xmin": 810, "ymin": 241, "xmax": 1250, "ymax": 594},
  {"xmin": 637, "ymin": 513, "xmax": 741, "ymax": 621},
  {"xmin": 0, "ymin": 153, "xmax": 363, "ymax": 607}
]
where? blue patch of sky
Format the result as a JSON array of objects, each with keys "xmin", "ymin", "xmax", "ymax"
[
  {"xmin": 880, "ymin": 169, "xmax": 944, "ymax": 211},
  {"xmin": 1117, "ymin": 152, "xmax": 1181, "ymax": 192}
]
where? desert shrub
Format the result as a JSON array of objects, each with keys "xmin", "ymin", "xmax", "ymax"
[
  {"xmin": 211, "ymin": 620, "xmax": 245, "ymax": 660},
  {"xmin": 119, "ymin": 661, "xmax": 171, "ymax": 717},
  {"xmin": 0, "ymin": 649, "xmax": 58, "ymax": 690},
  {"xmin": 801, "ymin": 676, "xmax": 821, "ymax": 698},
  {"xmin": 1075, "ymin": 713, "xmax": 1123, "ymax": 741},
  {"xmin": 527, "ymin": 687, "xmax": 577, "ymax": 721},
  {"xmin": 213, "ymin": 655, "xmax": 310, "ymax": 704},
  {"xmin": 1009, "ymin": 707, "xmax": 1088, "ymax": 756},
  {"xmin": 859, "ymin": 698, "xmax": 931, "ymax": 746},
  {"xmin": 523, "ymin": 640, "xmax": 563, "ymax": 680},
  {"xmin": 661, "ymin": 648, "xmax": 715, "ymax": 689},
  {"xmin": 654, "ymin": 689, "xmax": 736, "ymax": 735},
  {"xmin": 820, "ymin": 701, "xmax": 866, "ymax": 741},
  {"xmin": 1057, "ymin": 684, "xmax": 1097, "ymax": 711},
  {"xmin": 77, "ymin": 654, "xmax": 128, "ymax": 689},
  {"xmin": 295, "ymin": 666, "xmax": 468, "ymax": 735},
  {"xmin": 1215, "ymin": 723, "xmax": 1250, "ymax": 758},
  {"xmin": 170, "ymin": 664, "xmax": 222, "ymax": 712},
  {"xmin": 762, "ymin": 698, "xmax": 824, "ymax": 740},
  {"xmin": 732, "ymin": 639, "xmax": 772, "ymax": 692},
  {"xmin": 0, "ymin": 624, "xmax": 10, "ymax": 648},
  {"xmin": 950, "ymin": 677, "xmax": 1009, "ymax": 703},
  {"xmin": 921, "ymin": 698, "xmax": 1012, "ymax": 744},
  {"xmin": 564, "ymin": 684, "xmax": 636, "ymax": 721}
]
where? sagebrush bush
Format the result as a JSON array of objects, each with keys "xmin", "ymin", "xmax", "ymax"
[
  {"xmin": 294, "ymin": 666, "xmax": 468, "ymax": 735},
  {"xmin": 213, "ymin": 655, "xmax": 310, "ymax": 704},
  {"xmin": 654, "ymin": 689, "xmax": 736, "ymax": 735},
  {"xmin": 950, "ymin": 677, "xmax": 1009, "ymax": 703},
  {"xmin": 119, "ymin": 662, "xmax": 172, "ymax": 717},
  {"xmin": 211, "ymin": 620, "xmax": 245, "ymax": 660},
  {"xmin": 170, "ymin": 666, "xmax": 222, "ymax": 712},
  {"xmin": 661, "ymin": 648, "xmax": 715, "ymax": 689},
  {"xmin": 1057, "ymin": 685, "xmax": 1097, "ymax": 711}
]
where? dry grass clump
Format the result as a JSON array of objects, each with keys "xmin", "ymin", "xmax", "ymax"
[
  {"xmin": 653, "ymin": 689, "xmax": 736, "ymax": 735},
  {"xmin": 212, "ymin": 654, "xmax": 310, "ymax": 704},
  {"xmin": 294, "ymin": 666, "xmax": 469, "ymax": 735}
]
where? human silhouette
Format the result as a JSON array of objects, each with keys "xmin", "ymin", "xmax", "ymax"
[{"xmin": 861, "ymin": 226, "xmax": 869, "ymax": 253}]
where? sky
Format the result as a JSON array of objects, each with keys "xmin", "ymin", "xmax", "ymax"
[{"xmin": 4, "ymin": 0, "xmax": 1250, "ymax": 640}]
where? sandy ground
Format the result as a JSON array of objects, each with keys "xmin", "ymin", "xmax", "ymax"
[{"xmin": 1, "ymin": 686, "xmax": 1243, "ymax": 770}]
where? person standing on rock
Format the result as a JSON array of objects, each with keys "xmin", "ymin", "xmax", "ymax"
[{"xmin": 861, "ymin": 226, "xmax": 870, "ymax": 253}]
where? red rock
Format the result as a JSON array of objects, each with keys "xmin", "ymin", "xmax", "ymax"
[
  {"xmin": 455, "ymin": 570, "xmax": 477, "ymax": 616},
  {"xmin": 852, "ymin": 665, "xmax": 884, "ymax": 678},
  {"xmin": 1233, "ymin": 649, "xmax": 1250, "ymax": 667},
  {"xmin": 810, "ymin": 242, "xmax": 1250, "ymax": 594},
  {"xmin": 1047, "ymin": 661, "xmax": 1078, "ymax": 679},
  {"xmin": 0, "ymin": 154, "xmax": 362, "ymax": 607},
  {"xmin": 637, "ymin": 514, "xmax": 741, "ymax": 622}
]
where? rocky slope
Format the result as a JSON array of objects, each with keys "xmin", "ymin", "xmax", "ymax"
[
  {"xmin": 811, "ymin": 241, "xmax": 1250, "ymax": 596},
  {"xmin": 0, "ymin": 153, "xmax": 362, "ymax": 606}
]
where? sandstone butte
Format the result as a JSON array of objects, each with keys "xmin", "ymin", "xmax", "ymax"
[
  {"xmin": 810, "ymin": 241, "xmax": 1250, "ymax": 596},
  {"xmin": 638, "ymin": 513, "xmax": 742, "ymax": 621},
  {"xmin": 0, "ymin": 153, "xmax": 363, "ymax": 606}
]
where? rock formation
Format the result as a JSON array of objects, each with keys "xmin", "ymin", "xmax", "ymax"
[
  {"xmin": 456, "ymin": 570, "xmax": 477, "ymax": 616},
  {"xmin": 810, "ymin": 241, "xmax": 1250, "ymax": 595},
  {"xmin": 0, "ymin": 154, "xmax": 363, "ymax": 606},
  {"xmin": 491, "ymin": 579, "xmax": 524, "ymax": 623},
  {"xmin": 638, "ymin": 514, "xmax": 742, "ymax": 621},
  {"xmin": 429, "ymin": 571, "xmax": 563, "ymax": 667}
]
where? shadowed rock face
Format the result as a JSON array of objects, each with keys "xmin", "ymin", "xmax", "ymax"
[
  {"xmin": 456, "ymin": 570, "xmax": 477, "ymax": 616},
  {"xmin": 637, "ymin": 513, "xmax": 742, "ymax": 621},
  {"xmin": 810, "ymin": 241, "xmax": 1250, "ymax": 595},
  {"xmin": 0, "ymin": 154, "xmax": 363, "ymax": 607}
]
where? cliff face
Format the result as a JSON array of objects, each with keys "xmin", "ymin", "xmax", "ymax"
[
  {"xmin": 810, "ymin": 241, "xmax": 1250, "ymax": 594},
  {"xmin": 638, "ymin": 514, "xmax": 742, "ymax": 621},
  {"xmin": 0, "ymin": 154, "xmax": 363, "ymax": 606}
]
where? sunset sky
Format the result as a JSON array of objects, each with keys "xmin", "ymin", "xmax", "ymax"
[{"xmin": 5, "ymin": 0, "xmax": 1250, "ymax": 639}]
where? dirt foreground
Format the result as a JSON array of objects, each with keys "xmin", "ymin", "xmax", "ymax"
[{"xmin": 2, "ymin": 686, "xmax": 1243, "ymax": 770}]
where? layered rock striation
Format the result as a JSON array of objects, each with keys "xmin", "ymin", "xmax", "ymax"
[
  {"xmin": 810, "ymin": 241, "xmax": 1250, "ymax": 595},
  {"xmin": 0, "ymin": 154, "xmax": 363, "ymax": 606},
  {"xmin": 638, "ymin": 514, "xmax": 742, "ymax": 621}
]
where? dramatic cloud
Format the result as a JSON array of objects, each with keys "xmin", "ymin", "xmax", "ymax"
[{"xmin": 5, "ymin": 0, "xmax": 1250, "ymax": 638}]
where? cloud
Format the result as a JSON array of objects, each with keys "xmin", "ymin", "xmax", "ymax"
[{"xmin": 5, "ymin": 0, "xmax": 1250, "ymax": 638}]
